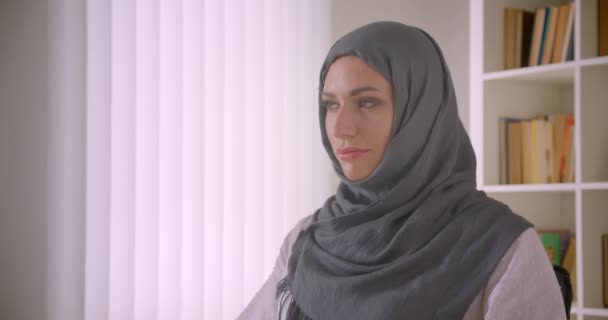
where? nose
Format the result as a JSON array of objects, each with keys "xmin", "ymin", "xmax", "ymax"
[{"xmin": 333, "ymin": 102, "xmax": 359, "ymax": 139}]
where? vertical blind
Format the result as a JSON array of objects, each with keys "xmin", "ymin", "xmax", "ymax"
[{"xmin": 84, "ymin": 1, "xmax": 332, "ymax": 319}]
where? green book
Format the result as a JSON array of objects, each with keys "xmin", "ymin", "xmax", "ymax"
[{"xmin": 539, "ymin": 233, "xmax": 561, "ymax": 265}]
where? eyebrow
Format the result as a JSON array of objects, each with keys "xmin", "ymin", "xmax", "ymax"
[{"xmin": 321, "ymin": 85, "xmax": 380, "ymax": 98}]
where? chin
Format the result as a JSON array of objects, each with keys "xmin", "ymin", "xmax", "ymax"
[
  {"xmin": 344, "ymin": 171, "xmax": 368, "ymax": 182},
  {"xmin": 340, "ymin": 162, "xmax": 373, "ymax": 181}
]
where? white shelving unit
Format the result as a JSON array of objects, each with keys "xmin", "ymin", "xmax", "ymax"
[{"xmin": 470, "ymin": 0, "xmax": 608, "ymax": 319}]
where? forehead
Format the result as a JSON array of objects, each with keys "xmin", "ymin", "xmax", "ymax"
[{"xmin": 323, "ymin": 55, "xmax": 391, "ymax": 92}]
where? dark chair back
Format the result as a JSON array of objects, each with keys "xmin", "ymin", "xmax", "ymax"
[{"xmin": 553, "ymin": 265, "xmax": 573, "ymax": 320}]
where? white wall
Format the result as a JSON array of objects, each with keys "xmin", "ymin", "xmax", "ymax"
[
  {"xmin": 0, "ymin": 1, "xmax": 85, "ymax": 319},
  {"xmin": 331, "ymin": 0, "xmax": 470, "ymax": 131}
]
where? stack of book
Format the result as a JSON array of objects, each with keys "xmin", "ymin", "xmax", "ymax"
[
  {"xmin": 538, "ymin": 229, "xmax": 576, "ymax": 300},
  {"xmin": 499, "ymin": 114, "xmax": 574, "ymax": 185},
  {"xmin": 504, "ymin": 3, "xmax": 575, "ymax": 69}
]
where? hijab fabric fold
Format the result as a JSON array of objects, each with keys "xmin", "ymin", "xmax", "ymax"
[{"xmin": 278, "ymin": 21, "xmax": 532, "ymax": 320}]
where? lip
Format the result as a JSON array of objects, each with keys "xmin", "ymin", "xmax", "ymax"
[{"xmin": 336, "ymin": 147, "xmax": 369, "ymax": 160}]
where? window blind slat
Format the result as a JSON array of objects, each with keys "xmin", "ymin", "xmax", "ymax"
[{"xmin": 158, "ymin": 0, "xmax": 183, "ymax": 318}]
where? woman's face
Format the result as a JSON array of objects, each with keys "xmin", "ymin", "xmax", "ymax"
[{"xmin": 322, "ymin": 55, "xmax": 394, "ymax": 181}]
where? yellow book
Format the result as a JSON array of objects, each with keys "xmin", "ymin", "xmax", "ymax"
[
  {"xmin": 536, "ymin": 120, "xmax": 553, "ymax": 184},
  {"xmin": 507, "ymin": 121, "xmax": 522, "ymax": 184},
  {"xmin": 504, "ymin": 8, "xmax": 519, "ymax": 69},
  {"xmin": 551, "ymin": 4, "xmax": 570, "ymax": 63},
  {"xmin": 521, "ymin": 121, "xmax": 534, "ymax": 184}
]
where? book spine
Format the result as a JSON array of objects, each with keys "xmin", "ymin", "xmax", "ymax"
[
  {"xmin": 529, "ymin": 8, "xmax": 546, "ymax": 66},
  {"xmin": 601, "ymin": 0, "xmax": 608, "ymax": 56},
  {"xmin": 539, "ymin": 7, "xmax": 552, "ymax": 65},
  {"xmin": 542, "ymin": 6, "xmax": 559, "ymax": 64}
]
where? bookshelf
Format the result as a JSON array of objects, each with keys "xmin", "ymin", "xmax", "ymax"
[{"xmin": 470, "ymin": 0, "xmax": 608, "ymax": 318}]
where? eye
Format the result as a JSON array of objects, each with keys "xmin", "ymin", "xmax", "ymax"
[
  {"xmin": 322, "ymin": 100, "xmax": 339, "ymax": 112},
  {"xmin": 359, "ymin": 98, "xmax": 378, "ymax": 108}
]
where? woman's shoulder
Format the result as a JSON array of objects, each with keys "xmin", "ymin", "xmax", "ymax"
[
  {"xmin": 486, "ymin": 227, "xmax": 549, "ymax": 287},
  {"xmin": 274, "ymin": 214, "xmax": 315, "ymax": 273},
  {"xmin": 475, "ymin": 226, "xmax": 566, "ymax": 319},
  {"xmin": 292, "ymin": 214, "xmax": 315, "ymax": 235},
  {"xmin": 237, "ymin": 215, "xmax": 314, "ymax": 320},
  {"xmin": 282, "ymin": 214, "xmax": 314, "ymax": 249}
]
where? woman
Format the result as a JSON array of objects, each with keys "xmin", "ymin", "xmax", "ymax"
[{"xmin": 238, "ymin": 21, "xmax": 566, "ymax": 319}]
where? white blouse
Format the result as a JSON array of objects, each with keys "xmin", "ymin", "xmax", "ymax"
[{"xmin": 238, "ymin": 215, "xmax": 567, "ymax": 320}]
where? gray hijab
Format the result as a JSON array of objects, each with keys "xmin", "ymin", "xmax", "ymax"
[{"xmin": 278, "ymin": 21, "xmax": 532, "ymax": 319}]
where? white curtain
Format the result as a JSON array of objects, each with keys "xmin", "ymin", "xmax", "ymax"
[{"xmin": 84, "ymin": 1, "xmax": 333, "ymax": 319}]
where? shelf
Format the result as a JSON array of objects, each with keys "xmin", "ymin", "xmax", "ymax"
[
  {"xmin": 482, "ymin": 56, "xmax": 608, "ymax": 83},
  {"xmin": 582, "ymin": 182, "xmax": 608, "ymax": 190},
  {"xmin": 580, "ymin": 56, "xmax": 608, "ymax": 68},
  {"xmin": 581, "ymin": 307, "xmax": 608, "ymax": 317},
  {"xmin": 483, "ymin": 61, "xmax": 575, "ymax": 85}
]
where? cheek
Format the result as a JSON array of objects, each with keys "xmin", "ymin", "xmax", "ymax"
[
  {"xmin": 324, "ymin": 114, "xmax": 335, "ymax": 142},
  {"xmin": 368, "ymin": 112, "xmax": 393, "ymax": 146}
]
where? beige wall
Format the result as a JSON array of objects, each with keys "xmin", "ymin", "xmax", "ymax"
[{"xmin": 331, "ymin": 0, "xmax": 470, "ymax": 131}]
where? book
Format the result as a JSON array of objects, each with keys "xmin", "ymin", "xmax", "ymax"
[
  {"xmin": 538, "ymin": 7, "xmax": 552, "ymax": 65},
  {"xmin": 498, "ymin": 113, "xmax": 573, "ymax": 185},
  {"xmin": 507, "ymin": 120, "xmax": 522, "ymax": 184},
  {"xmin": 565, "ymin": 125, "xmax": 575, "ymax": 182},
  {"xmin": 504, "ymin": 7, "xmax": 519, "ymax": 69},
  {"xmin": 521, "ymin": 120, "xmax": 534, "ymax": 183},
  {"xmin": 562, "ymin": 236, "xmax": 576, "ymax": 301},
  {"xmin": 499, "ymin": 118, "xmax": 524, "ymax": 184},
  {"xmin": 548, "ymin": 114, "xmax": 566, "ymax": 183},
  {"xmin": 601, "ymin": 0, "xmax": 608, "ymax": 56},
  {"xmin": 534, "ymin": 120, "xmax": 553, "ymax": 183},
  {"xmin": 515, "ymin": 10, "xmax": 523, "ymax": 68},
  {"xmin": 529, "ymin": 7, "xmax": 547, "ymax": 66},
  {"xmin": 541, "ymin": 6, "xmax": 559, "ymax": 65},
  {"xmin": 521, "ymin": 10, "xmax": 535, "ymax": 67},
  {"xmin": 521, "ymin": 119, "xmax": 553, "ymax": 183},
  {"xmin": 538, "ymin": 229, "xmax": 571, "ymax": 263},
  {"xmin": 560, "ymin": 3, "xmax": 575, "ymax": 62},
  {"xmin": 551, "ymin": 4, "xmax": 570, "ymax": 63},
  {"xmin": 539, "ymin": 232, "xmax": 562, "ymax": 265},
  {"xmin": 560, "ymin": 115, "xmax": 575, "ymax": 182},
  {"xmin": 503, "ymin": 7, "xmax": 537, "ymax": 68}
]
